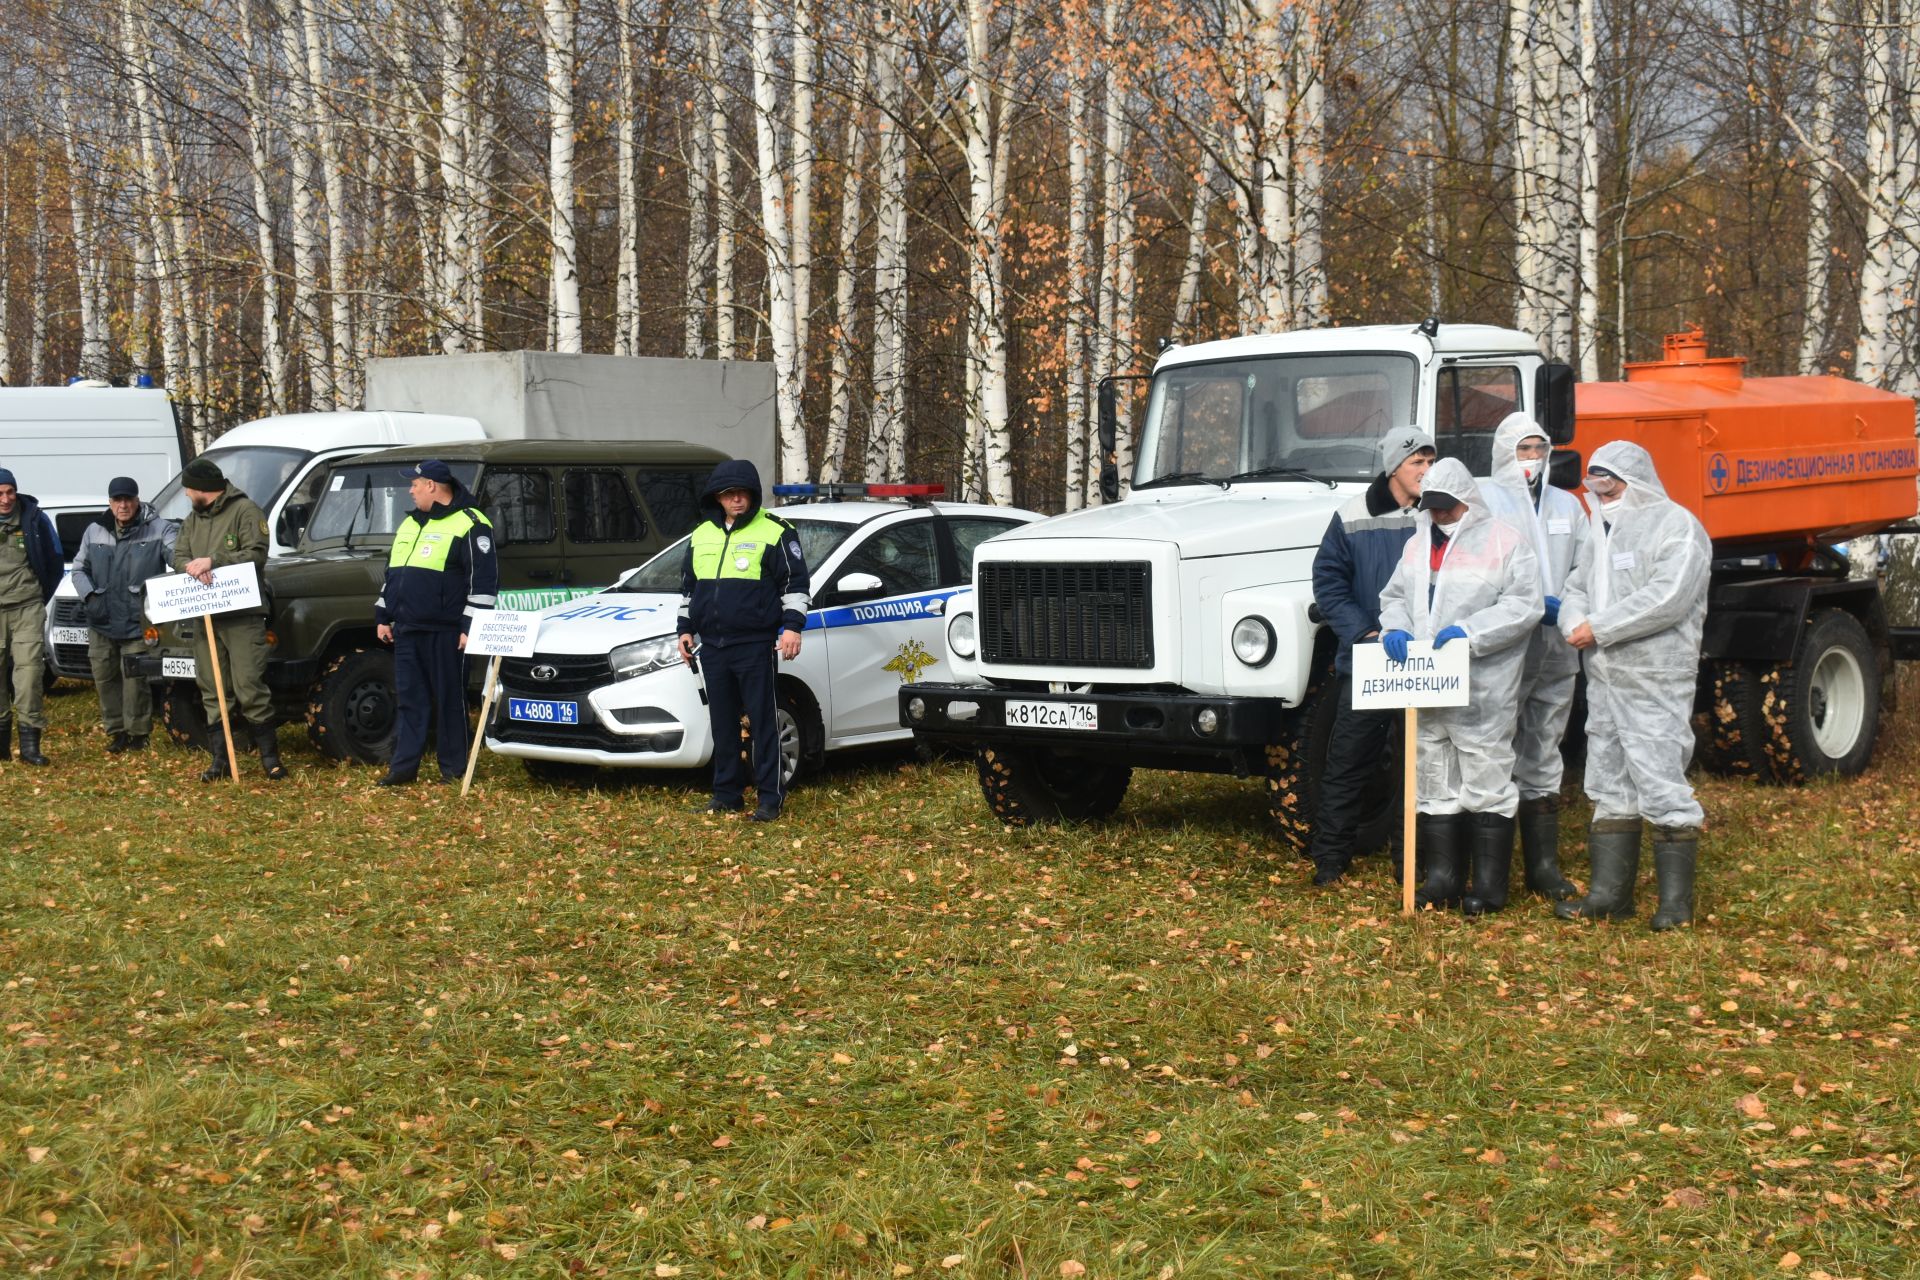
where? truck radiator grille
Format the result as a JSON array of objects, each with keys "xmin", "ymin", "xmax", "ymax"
[
  {"xmin": 977, "ymin": 561, "xmax": 1153, "ymax": 668},
  {"xmin": 50, "ymin": 597, "xmax": 91, "ymax": 675}
]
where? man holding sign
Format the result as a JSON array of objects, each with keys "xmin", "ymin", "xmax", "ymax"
[
  {"xmin": 1377, "ymin": 458, "xmax": 1543, "ymax": 914},
  {"xmin": 175, "ymin": 458, "xmax": 284, "ymax": 781},
  {"xmin": 374, "ymin": 460, "xmax": 498, "ymax": 787}
]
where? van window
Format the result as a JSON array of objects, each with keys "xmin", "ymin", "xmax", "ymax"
[
  {"xmin": 633, "ymin": 469, "xmax": 706, "ymax": 539},
  {"xmin": 564, "ymin": 469, "xmax": 645, "ymax": 542},
  {"xmin": 477, "ymin": 468, "xmax": 556, "ymax": 545},
  {"xmin": 944, "ymin": 517, "xmax": 1022, "ymax": 587},
  {"xmin": 303, "ymin": 459, "xmax": 480, "ymax": 544},
  {"xmin": 152, "ymin": 445, "xmax": 310, "ymax": 523}
]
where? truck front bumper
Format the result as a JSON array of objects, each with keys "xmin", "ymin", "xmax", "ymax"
[
  {"xmin": 900, "ymin": 682, "xmax": 1288, "ymax": 772},
  {"xmin": 132, "ymin": 651, "xmax": 322, "ymax": 692}
]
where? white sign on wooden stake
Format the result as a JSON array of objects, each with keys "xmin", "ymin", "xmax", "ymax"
[
  {"xmin": 465, "ymin": 610, "xmax": 541, "ymax": 658},
  {"xmin": 144, "ymin": 563, "xmax": 264, "ymax": 624},
  {"xmin": 1350, "ymin": 640, "xmax": 1472, "ymax": 710}
]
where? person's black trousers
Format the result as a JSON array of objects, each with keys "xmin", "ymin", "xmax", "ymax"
[
  {"xmin": 1306, "ymin": 672, "xmax": 1397, "ymax": 865},
  {"xmin": 391, "ymin": 629, "xmax": 468, "ymax": 781},
  {"xmin": 703, "ymin": 638, "xmax": 783, "ymax": 808}
]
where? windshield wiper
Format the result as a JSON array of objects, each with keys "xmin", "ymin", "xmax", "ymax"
[
  {"xmin": 1133, "ymin": 471, "xmax": 1227, "ymax": 490},
  {"xmin": 341, "ymin": 476, "xmax": 370, "ymax": 551},
  {"xmin": 1225, "ymin": 464, "xmax": 1336, "ymax": 489}
]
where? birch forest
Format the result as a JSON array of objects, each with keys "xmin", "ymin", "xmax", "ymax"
[{"xmin": 0, "ymin": 0, "xmax": 1915, "ymax": 511}]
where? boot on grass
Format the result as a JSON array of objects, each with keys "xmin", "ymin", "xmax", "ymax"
[
  {"xmin": 1649, "ymin": 826, "xmax": 1698, "ymax": 932},
  {"xmin": 1555, "ymin": 818, "xmax": 1643, "ymax": 922}
]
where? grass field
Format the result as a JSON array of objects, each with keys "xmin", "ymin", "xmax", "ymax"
[{"xmin": 1, "ymin": 681, "xmax": 1916, "ymax": 1279}]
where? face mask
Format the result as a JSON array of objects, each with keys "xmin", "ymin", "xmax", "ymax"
[{"xmin": 1598, "ymin": 495, "xmax": 1623, "ymax": 512}]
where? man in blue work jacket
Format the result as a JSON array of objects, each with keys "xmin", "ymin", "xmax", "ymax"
[
  {"xmin": 675, "ymin": 459, "xmax": 809, "ymax": 822},
  {"xmin": 374, "ymin": 459, "xmax": 498, "ymax": 786}
]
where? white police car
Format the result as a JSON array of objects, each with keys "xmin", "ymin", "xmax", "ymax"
[{"xmin": 484, "ymin": 485, "xmax": 1041, "ymax": 785}]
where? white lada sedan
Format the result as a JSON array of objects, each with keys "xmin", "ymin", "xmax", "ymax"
[{"xmin": 484, "ymin": 486, "xmax": 1041, "ymax": 786}]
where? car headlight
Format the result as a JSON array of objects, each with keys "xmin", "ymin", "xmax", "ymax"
[
  {"xmin": 1231, "ymin": 615, "xmax": 1275, "ymax": 667},
  {"xmin": 948, "ymin": 611, "xmax": 977, "ymax": 659},
  {"xmin": 609, "ymin": 634, "xmax": 682, "ymax": 680}
]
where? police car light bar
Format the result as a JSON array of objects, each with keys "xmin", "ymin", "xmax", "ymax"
[{"xmin": 772, "ymin": 482, "xmax": 947, "ymax": 502}]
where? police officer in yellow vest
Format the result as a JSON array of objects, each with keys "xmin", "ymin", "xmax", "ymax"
[
  {"xmin": 374, "ymin": 459, "xmax": 498, "ymax": 786},
  {"xmin": 675, "ymin": 460, "xmax": 810, "ymax": 821}
]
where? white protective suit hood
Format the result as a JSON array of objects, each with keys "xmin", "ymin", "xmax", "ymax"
[
  {"xmin": 1377, "ymin": 456, "xmax": 1545, "ymax": 815},
  {"xmin": 1558, "ymin": 438, "xmax": 1712, "ymax": 827},
  {"xmin": 1489, "ymin": 412, "xmax": 1549, "ymax": 491}
]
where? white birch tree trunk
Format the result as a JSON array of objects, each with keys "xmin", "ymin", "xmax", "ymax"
[
  {"xmin": 0, "ymin": 163, "xmax": 11, "ymax": 385},
  {"xmin": 820, "ymin": 41, "xmax": 870, "ymax": 487},
  {"xmin": 789, "ymin": 0, "xmax": 816, "ymax": 403},
  {"xmin": 466, "ymin": 52, "xmax": 493, "ymax": 342},
  {"xmin": 278, "ymin": 1, "xmax": 329, "ymax": 403},
  {"xmin": 119, "ymin": 1, "xmax": 188, "ymax": 421},
  {"xmin": 300, "ymin": 0, "xmax": 354, "ymax": 403},
  {"xmin": 750, "ymin": 0, "xmax": 804, "ymax": 480},
  {"xmin": 1856, "ymin": 3, "xmax": 1902, "ymax": 389},
  {"xmin": 709, "ymin": 0, "xmax": 737, "ymax": 360},
  {"xmin": 57, "ymin": 89, "xmax": 110, "ymax": 381},
  {"xmin": 615, "ymin": 0, "xmax": 640, "ymax": 356},
  {"xmin": 392, "ymin": 35, "xmax": 444, "ymax": 343},
  {"xmin": 1799, "ymin": 0, "xmax": 1837, "ymax": 375},
  {"xmin": 958, "ymin": 0, "xmax": 1012, "ymax": 505},
  {"xmin": 1172, "ymin": 156, "xmax": 1216, "ymax": 343},
  {"xmin": 684, "ymin": 102, "xmax": 713, "ymax": 358},
  {"xmin": 1290, "ymin": 6, "xmax": 1327, "ymax": 326},
  {"xmin": 543, "ymin": 0, "xmax": 582, "ymax": 354},
  {"xmin": 1064, "ymin": 48, "xmax": 1094, "ymax": 510},
  {"xmin": 1576, "ymin": 0, "xmax": 1600, "ymax": 379},
  {"xmin": 867, "ymin": 16, "xmax": 908, "ymax": 484},
  {"xmin": 240, "ymin": 0, "xmax": 289, "ymax": 413},
  {"xmin": 29, "ymin": 149, "xmax": 47, "ymax": 386},
  {"xmin": 436, "ymin": 0, "xmax": 473, "ymax": 354}
]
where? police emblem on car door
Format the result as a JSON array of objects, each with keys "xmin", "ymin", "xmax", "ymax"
[{"xmin": 822, "ymin": 519, "xmax": 947, "ymax": 738}]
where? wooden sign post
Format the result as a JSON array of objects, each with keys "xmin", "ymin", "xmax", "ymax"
[
  {"xmin": 459, "ymin": 610, "xmax": 541, "ymax": 795},
  {"xmin": 145, "ymin": 564, "xmax": 265, "ymax": 784},
  {"xmin": 1350, "ymin": 639, "xmax": 1472, "ymax": 916}
]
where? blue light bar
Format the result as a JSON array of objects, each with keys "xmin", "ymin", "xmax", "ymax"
[{"xmin": 772, "ymin": 483, "xmax": 818, "ymax": 498}]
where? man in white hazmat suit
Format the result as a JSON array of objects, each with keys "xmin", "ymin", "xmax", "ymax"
[
  {"xmin": 1555, "ymin": 440, "xmax": 1711, "ymax": 931},
  {"xmin": 1377, "ymin": 457, "xmax": 1545, "ymax": 913},
  {"xmin": 1478, "ymin": 413, "xmax": 1586, "ymax": 902}
]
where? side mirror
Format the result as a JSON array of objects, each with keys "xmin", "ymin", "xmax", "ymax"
[
  {"xmin": 1096, "ymin": 379, "xmax": 1121, "ymax": 503},
  {"xmin": 1534, "ymin": 360, "xmax": 1576, "ymax": 445},
  {"xmin": 834, "ymin": 571, "xmax": 885, "ymax": 602},
  {"xmin": 1548, "ymin": 448, "xmax": 1583, "ymax": 491}
]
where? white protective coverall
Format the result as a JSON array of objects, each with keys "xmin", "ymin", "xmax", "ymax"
[
  {"xmin": 1557, "ymin": 440, "xmax": 1712, "ymax": 828},
  {"xmin": 1378, "ymin": 458, "xmax": 1545, "ymax": 817},
  {"xmin": 1479, "ymin": 413, "xmax": 1593, "ymax": 798}
]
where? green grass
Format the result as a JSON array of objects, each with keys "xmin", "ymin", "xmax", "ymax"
[{"xmin": 1, "ymin": 683, "xmax": 1916, "ymax": 1278}]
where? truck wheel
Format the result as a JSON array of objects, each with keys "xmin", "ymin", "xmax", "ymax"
[
  {"xmin": 1267, "ymin": 676, "xmax": 1398, "ymax": 856},
  {"xmin": 1759, "ymin": 609, "xmax": 1880, "ymax": 781},
  {"xmin": 159, "ymin": 680, "xmax": 210, "ymax": 750},
  {"xmin": 1692, "ymin": 661, "xmax": 1767, "ymax": 778},
  {"xmin": 305, "ymin": 647, "xmax": 397, "ymax": 765},
  {"xmin": 975, "ymin": 745, "xmax": 1130, "ymax": 826}
]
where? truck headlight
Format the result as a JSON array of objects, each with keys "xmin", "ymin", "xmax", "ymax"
[
  {"xmin": 609, "ymin": 634, "xmax": 681, "ymax": 680},
  {"xmin": 948, "ymin": 611, "xmax": 977, "ymax": 660},
  {"xmin": 1231, "ymin": 616, "xmax": 1275, "ymax": 667}
]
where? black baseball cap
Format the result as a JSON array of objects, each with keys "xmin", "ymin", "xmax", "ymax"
[
  {"xmin": 1418, "ymin": 489, "xmax": 1462, "ymax": 511},
  {"xmin": 403, "ymin": 459, "xmax": 456, "ymax": 484},
  {"xmin": 108, "ymin": 476, "xmax": 140, "ymax": 499}
]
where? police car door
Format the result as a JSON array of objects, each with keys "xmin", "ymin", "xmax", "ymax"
[{"xmin": 821, "ymin": 515, "xmax": 945, "ymax": 740}]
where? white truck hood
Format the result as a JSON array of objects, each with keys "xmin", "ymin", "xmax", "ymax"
[{"xmin": 989, "ymin": 483, "xmax": 1358, "ymax": 560}]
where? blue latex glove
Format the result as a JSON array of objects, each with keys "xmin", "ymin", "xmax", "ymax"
[
  {"xmin": 1381, "ymin": 630, "xmax": 1412, "ymax": 663},
  {"xmin": 1433, "ymin": 624, "xmax": 1468, "ymax": 649},
  {"xmin": 1542, "ymin": 595, "xmax": 1561, "ymax": 626}
]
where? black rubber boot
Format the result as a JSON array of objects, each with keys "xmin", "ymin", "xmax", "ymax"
[
  {"xmin": 1518, "ymin": 795, "xmax": 1577, "ymax": 901},
  {"xmin": 253, "ymin": 723, "xmax": 289, "ymax": 780},
  {"xmin": 1311, "ymin": 850, "xmax": 1351, "ymax": 886},
  {"xmin": 125, "ymin": 734, "xmax": 149, "ymax": 752},
  {"xmin": 17, "ymin": 726, "xmax": 49, "ymax": 766},
  {"xmin": 1555, "ymin": 818, "xmax": 1643, "ymax": 921},
  {"xmin": 1649, "ymin": 826, "xmax": 1698, "ymax": 931},
  {"xmin": 200, "ymin": 731, "xmax": 233, "ymax": 783},
  {"xmin": 106, "ymin": 731, "xmax": 131, "ymax": 754},
  {"xmin": 0, "ymin": 717, "xmax": 12, "ymax": 761},
  {"xmin": 1413, "ymin": 812, "xmax": 1467, "ymax": 910},
  {"xmin": 1462, "ymin": 811, "xmax": 1516, "ymax": 917}
]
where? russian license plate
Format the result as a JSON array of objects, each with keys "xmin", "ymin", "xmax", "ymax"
[
  {"xmin": 51, "ymin": 626, "xmax": 88, "ymax": 646},
  {"xmin": 509, "ymin": 697, "xmax": 580, "ymax": 726},
  {"xmin": 1004, "ymin": 699, "xmax": 1098, "ymax": 731},
  {"xmin": 162, "ymin": 657, "xmax": 196, "ymax": 679}
]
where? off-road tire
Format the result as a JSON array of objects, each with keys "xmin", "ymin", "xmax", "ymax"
[
  {"xmin": 975, "ymin": 744, "xmax": 1130, "ymax": 826},
  {"xmin": 159, "ymin": 680, "xmax": 210, "ymax": 750},
  {"xmin": 1692, "ymin": 660, "xmax": 1767, "ymax": 778},
  {"xmin": 1758, "ymin": 608, "xmax": 1880, "ymax": 782},
  {"xmin": 306, "ymin": 647, "xmax": 397, "ymax": 765},
  {"xmin": 1266, "ymin": 672, "xmax": 1399, "ymax": 856}
]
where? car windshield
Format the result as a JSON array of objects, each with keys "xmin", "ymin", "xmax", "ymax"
[
  {"xmin": 302, "ymin": 460, "xmax": 482, "ymax": 546},
  {"xmin": 151, "ymin": 446, "xmax": 311, "ymax": 522},
  {"xmin": 1133, "ymin": 353, "xmax": 1421, "ymax": 487},
  {"xmin": 608, "ymin": 518, "xmax": 856, "ymax": 594}
]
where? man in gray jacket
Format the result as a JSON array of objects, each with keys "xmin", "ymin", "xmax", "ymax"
[{"xmin": 70, "ymin": 477, "xmax": 179, "ymax": 752}]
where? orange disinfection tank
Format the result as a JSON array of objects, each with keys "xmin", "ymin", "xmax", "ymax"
[{"xmin": 1571, "ymin": 329, "xmax": 1918, "ymax": 552}]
